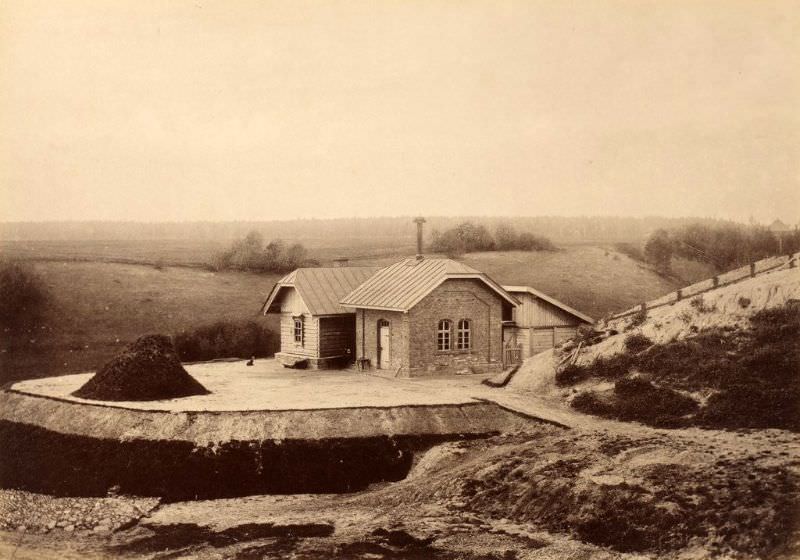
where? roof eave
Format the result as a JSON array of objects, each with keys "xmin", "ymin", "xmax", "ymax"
[{"xmin": 340, "ymin": 303, "xmax": 409, "ymax": 313}]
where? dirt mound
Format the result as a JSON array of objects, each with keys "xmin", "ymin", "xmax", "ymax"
[
  {"xmin": 388, "ymin": 431, "xmax": 800, "ymax": 558},
  {"xmin": 72, "ymin": 335, "xmax": 210, "ymax": 401}
]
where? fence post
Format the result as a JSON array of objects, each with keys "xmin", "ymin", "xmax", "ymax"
[
  {"xmin": 676, "ymin": 289, "xmax": 682, "ymax": 301},
  {"xmin": 713, "ymin": 276, "xmax": 719, "ymax": 288},
  {"xmin": 791, "ymin": 257, "xmax": 796, "ymax": 269},
  {"xmin": 750, "ymin": 262, "xmax": 756, "ymax": 277}
]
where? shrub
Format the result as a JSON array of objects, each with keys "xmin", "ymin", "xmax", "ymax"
[
  {"xmin": 644, "ymin": 229, "xmax": 674, "ymax": 274},
  {"xmin": 624, "ymin": 334, "xmax": 653, "ymax": 353},
  {"xmin": 571, "ymin": 391, "xmax": 611, "ymax": 416},
  {"xmin": 210, "ymin": 232, "xmax": 313, "ymax": 273},
  {"xmin": 625, "ymin": 307, "xmax": 648, "ymax": 331},
  {"xmin": 556, "ymin": 364, "xmax": 590, "ymax": 386},
  {"xmin": 610, "ymin": 378, "xmax": 697, "ymax": 427},
  {"xmin": 614, "ymin": 242, "xmax": 645, "ymax": 263},
  {"xmin": 173, "ymin": 320, "xmax": 277, "ymax": 362},
  {"xmin": 0, "ymin": 260, "xmax": 49, "ymax": 332},
  {"xmin": 689, "ymin": 295, "xmax": 716, "ymax": 313},
  {"xmin": 737, "ymin": 297, "xmax": 751, "ymax": 308}
]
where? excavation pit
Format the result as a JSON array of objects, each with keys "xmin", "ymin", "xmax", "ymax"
[{"xmin": 0, "ymin": 361, "xmax": 542, "ymax": 500}]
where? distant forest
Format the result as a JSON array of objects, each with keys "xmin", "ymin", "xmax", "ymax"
[{"xmin": 0, "ymin": 216, "xmax": 774, "ymax": 245}]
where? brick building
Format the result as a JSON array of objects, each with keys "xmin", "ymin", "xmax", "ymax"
[
  {"xmin": 339, "ymin": 257, "xmax": 518, "ymax": 376},
  {"xmin": 264, "ymin": 255, "xmax": 592, "ymax": 375}
]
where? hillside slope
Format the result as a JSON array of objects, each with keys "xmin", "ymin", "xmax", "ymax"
[
  {"xmin": 507, "ymin": 267, "xmax": 800, "ymax": 429},
  {"xmin": 0, "ymin": 262, "xmax": 279, "ymax": 384}
]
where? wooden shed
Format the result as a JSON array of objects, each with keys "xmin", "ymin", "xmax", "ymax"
[
  {"xmin": 501, "ymin": 285, "xmax": 593, "ymax": 359},
  {"xmin": 262, "ymin": 267, "xmax": 380, "ymax": 368}
]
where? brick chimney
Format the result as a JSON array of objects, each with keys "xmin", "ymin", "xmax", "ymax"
[{"xmin": 413, "ymin": 217, "xmax": 426, "ymax": 260}]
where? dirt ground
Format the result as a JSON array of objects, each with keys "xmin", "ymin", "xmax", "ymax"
[
  {"xmin": 12, "ymin": 360, "xmax": 492, "ymax": 411},
  {"xmin": 2, "ymin": 405, "xmax": 798, "ymax": 560}
]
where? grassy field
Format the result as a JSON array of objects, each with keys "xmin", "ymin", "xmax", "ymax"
[
  {"xmin": 0, "ymin": 262, "xmax": 280, "ymax": 385},
  {"xmin": 0, "ymin": 239, "xmax": 416, "ymax": 268},
  {"xmin": 0, "ymin": 241, "xmax": 715, "ymax": 384}
]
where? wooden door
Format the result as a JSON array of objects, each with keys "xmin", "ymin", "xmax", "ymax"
[{"xmin": 378, "ymin": 322, "xmax": 390, "ymax": 369}]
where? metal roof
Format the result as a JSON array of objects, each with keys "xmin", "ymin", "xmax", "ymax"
[
  {"xmin": 502, "ymin": 285, "xmax": 594, "ymax": 324},
  {"xmin": 262, "ymin": 267, "xmax": 381, "ymax": 316},
  {"xmin": 340, "ymin": 258, "xmax": 519, "ymax": 311}
]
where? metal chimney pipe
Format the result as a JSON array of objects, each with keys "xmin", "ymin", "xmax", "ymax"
[{"xmin": 413, "ymin": 217, "xmax": 426, "ymax": 259}]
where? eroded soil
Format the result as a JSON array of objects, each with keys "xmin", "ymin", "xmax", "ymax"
[{"xmin": 3, "ymin": 424, "xmax": 798, "ymax": 560}]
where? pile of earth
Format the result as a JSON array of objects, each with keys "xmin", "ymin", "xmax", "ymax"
[
  {"xmin": 72, "ymin": 335, "xmax": 210, "ymax": 401},
  {"xmin": 385, "ymin": 429, "xmax": 800, "ymax": 558}
]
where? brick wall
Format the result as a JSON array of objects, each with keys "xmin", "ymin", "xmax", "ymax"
[
  {"xmin": 355, "ymin": 309, "xmax": 409, "ymax": 374},
  {"xmin": 407, "ymin": 279, "xmax": 504, "ymax": 376}
]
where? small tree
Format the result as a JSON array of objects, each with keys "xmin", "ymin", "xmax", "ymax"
[
  {"xmin": 0, "ymin": 261, "xmax": 48, "ymax": 332},
  {"xmin": 644, "ymin": 229, "xmax": 673, "ymax": 274},
  {"xmin": 495, "ymin": 223, "xmax": 518, "ymax": 250}
]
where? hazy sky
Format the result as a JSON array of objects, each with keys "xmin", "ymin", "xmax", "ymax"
[{"xmin": 1, "ymin": 1, "xmax": 798, "ymax": 223}]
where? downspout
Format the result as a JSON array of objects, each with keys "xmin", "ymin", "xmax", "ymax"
[{"xmin": 360, "ymin": 308, "xmax": 366, "ymax": 359}]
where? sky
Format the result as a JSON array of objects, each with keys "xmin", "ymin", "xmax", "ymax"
[{"xmin": 1, "ymin": 0, "xmax": 798, "ymax": 224}]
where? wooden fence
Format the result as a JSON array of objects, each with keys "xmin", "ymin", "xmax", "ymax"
[
  {"xmin": 503, "ymin": 344, "xmax": 523, "ymax": 367},
  {"xmin": 603, "ymin": 251, "xmax": 800, "ymax": 325}
]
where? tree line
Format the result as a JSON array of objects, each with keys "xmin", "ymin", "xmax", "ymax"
[
  {"xmin": 429, "ymin": 222, "xmax": 557, "ymax": 256},
  {"xmin": 643, "ymin": 223, "xmax": 800, "ymax": 274}
]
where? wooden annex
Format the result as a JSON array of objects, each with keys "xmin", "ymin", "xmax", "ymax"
[
  {"xmin": 261, "ymin": 267, "xmax": 380, "ymax": 369},
  {"xmin": 501, "ymin": 285, "xmax": 593, "ymax": 360}
]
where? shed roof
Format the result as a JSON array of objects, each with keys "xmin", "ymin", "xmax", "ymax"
[
  {"xmin": 340, "ymin": 257, "xmax": 519, "ymax": 312},
  {"xmin": 502, "ymin": 285, "xmax": 593, "ymax": 324},
  {"xmin": 262, "ymin": 267, "xmax": 381, "ymax": 316}
]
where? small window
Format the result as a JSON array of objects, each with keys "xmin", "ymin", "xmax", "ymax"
[
  {"xmin": 457, "ymin": 319, "xmax": 471, "ymax": 350},
  {"xmin": 293, "ymin": 317, "xmax": 304, "ymax": 345},
  {"xmin": 437, "ymin": 319, "xmax": 451, "ymax": 351}
]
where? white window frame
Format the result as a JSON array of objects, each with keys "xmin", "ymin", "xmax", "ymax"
[
  {"xmin": 293, "ymin": 317, "xmax": 304, "ymax": 346},
  {"xmin": 457, "ymin": 319, "xmax": 471, "ymax": 350},
  {"xmin": 437, "ymin": 319, "xmax": 452, "ymax": 351}
]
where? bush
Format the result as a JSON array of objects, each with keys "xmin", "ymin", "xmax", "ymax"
[
  {"xmin": 689, "ymin": 295, "xmax": 716, "ymax": 313},
  {"xmin": 626, "ymin": 307, "xmax": 648, "ymax": 330},
  {"xmin": 173, "ymin": 320, "xmax": 277, "ymax": 362},
  {"xmin": 571, "ymin": 391, "xmax": 612, "ymax": 416},
  {"xmin": 644, "ymin": 229, "xmax": 674, "ymax": 274},
  {"xmin": 556, "ymin": 364, "xmax": 590, "ymax": 386},
  {"xmin": 624, "ymin": 334, "xmax": 653, "ymax": 353},
  {"xmin": 210, "ymin": 232, "xmax": 313, "ymax": 273},
  {"xmin": 614, "ymin": 242, "xmax": 646, "ymax": 262},
  {"xmin": 0, "ymin": 260, "xmax": 49, "ymax": 332}
]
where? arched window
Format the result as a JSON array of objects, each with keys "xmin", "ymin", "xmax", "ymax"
[
  {"xmin": 457, "ymin": 319, "xmax": 471, "ymax": 350},
  {"xmin": 293, "ymin": 317, "xmax": 304, "ymax": 345},
  {"xmin": 437, "ymin": 319, "xmax": 452, "ymax": 351}
]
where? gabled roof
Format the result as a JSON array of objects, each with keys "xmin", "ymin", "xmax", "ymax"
[
  {"xmin": 502, "ymin": 285, "xmax": 593, "ymax": 324},
  {"xmin": 262, "ymin": 267, "xmax": 381, "ymax": 316},
  {"xmin": 340, "ymin": 257, "xmax": 519, "ymax": 312}
]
